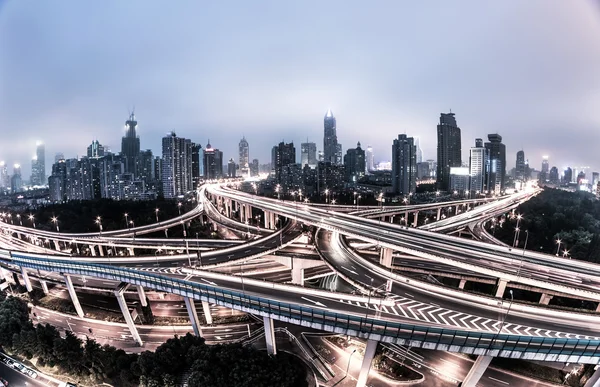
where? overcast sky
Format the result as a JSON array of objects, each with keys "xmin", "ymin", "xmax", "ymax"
[{"xmin": 1, "ymin": 1, "xmax": 600, "ymax": 178}]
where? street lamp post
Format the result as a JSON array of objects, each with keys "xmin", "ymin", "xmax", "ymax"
[
  {"xmin": 178, "ymin": 202, "xmax": 182, "ymax": 216},
  {"xmin": 555, "ymin": 238, "xmax": 562, "ymax": 256},
  {"xmin": 124, "ymin": 213, "xmax": 129, "ymax": 229},
  {"xmin": 28, "ymin": 214, "xmax": 36, "ymax": 228},
  {"xmin": 155, "ymin": 248, "xmax": 162, "ymax": 266},
  {"xmin": 346, "ymin": 349, "xmax": 357, "ymax": 378},
  {"xmin": 155, "ymin": 208, "xmax": 160, "ymax": 223},
  {"xmin": 16, "ymin": 214, "xmax": 22, "ymax": 226},
  {"xmin": 95, "ymin": 216, "xmax": 103, "ymax": 235},
  {"xmin": 51, "ymin": 216, "xmax": 59, "ymax": 232},
  {"xmin": 325, "ymin": 188, "xmax": 329, "ymax": 204}
]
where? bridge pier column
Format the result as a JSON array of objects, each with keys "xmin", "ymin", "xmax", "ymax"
[
  {"xmin": 53, "ymin": 240, "xmax": 61, "ymax": 251},
  {"xmin": 184, "ymin": 297, "xmax": 202, "ymax": 337},
  {"xmin": 412, "ymin": 211, "xmax": 419, "ymax": 227},
  {"xmin": 291, "ymin": 266, "xmax": 304, "ymax": 285},
  {"xmin": 128, "ymin": 247, "xmax": 135, "ymax": 256},
  {"xmin": 97, "ymin": 245, "xmax": 105, "ymax": 257},
  {"xmin": 461, "ymin": 355, "xmax": 493, "ymax": 387},
  {"xmin": 539, "ymin": 293, "xmax": 553, "ymax": 305},
  {"xmin": 114, "ymin": 283, "xmax": 143, "ymax": 346},
  {"xmin": 263, "ymin": 316, "xmax": 277, "ymax": 355},
  {"xmin": 437, "ymin": 208, "xmax": 442, "ymax": 221},
  {"xmin": 458, "ymin": 279, "xmax": 467, "ymax": 289},
  {"xmin": 357, "ymin": 339, "xmax": 378, "ymax": 387},
  {"xmin": 202, "ymin": 301, "xmax": 213, "ymax": 325},
  {"xmin": 64, "ymin": 274, "xmax": 85, "ymax": 318},
  {"xmin": 89, "ymin": 245, "xmax": 96, "ymax": 256},
  {"xmin": 246, "ymin": 205, "xmax": 252, "ymax": 225},
  {"xmin": 389, "ymin": 216, "xmax": 394, "ymax": 224},
  {"xmin": 264, "ymin": 211, "xmax": 270, "ymax": 228},
  {"xmin": 403, "ymin": 212, "xmax": 408, "ymax": 225},
  {"xmin": 495, "ymin": 279, "xmax": 507, "ymax": 298},
  {"xmin": 20, "ymin": 267, "xmax": 32, "ymax": 292},
  {"xmin": 40, "ymin": 279, "xmax": 49, "ymax": 295},
  {"xmin": 270, "ymin": 212, "xmax": 276, "ymax": 229},
  {"xmin": 137, "ymin": 285, "xmax": 148, "ymax": 307},
  {"xmin": 584, "ymin": 366, "xmax": 600, "ymax": 387},
  {"xmin": 379, "ymin": 248, "xmax": 393, "ymax": 268},
  {"xmin": 596, "ymin": 303, "xmax": 600, "ymax": 313}
]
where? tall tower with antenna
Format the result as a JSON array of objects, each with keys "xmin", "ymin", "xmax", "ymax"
[{"xmin": 121, "ymin": 110, "xmax": 141, "ymax": 176}]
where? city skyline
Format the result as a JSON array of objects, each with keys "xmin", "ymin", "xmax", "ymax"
[{"xmin": 1, "ymin": 1, "xmax": 600, "ymax": 177}]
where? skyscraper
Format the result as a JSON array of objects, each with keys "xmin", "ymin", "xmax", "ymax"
[
  {"xmin": 485, "ymin": 134, "xmax": 506, "ymax": 194},
  {"xmin": 203, "ymin": 140, "xmax": 223, "ymax": 180},
  {"xmin": 564, "ymin": 167, "xmax": 572, "ymax": 184},
  {"xmin": 343, "ymin": 142, "xmax": 366, "ymax": 183},
  {"xmin": 191, "ymin": 143, "xmax": 203, "ymax": 189},
  {"xmin": 0, "ymin": 162, "xmax": 8, "ymax": 189},
  {"xmin": 301, "ymin": 141, "xmax": 317, "ymax": 169},
  {"xmin": 366, "ymin": 145, "xmax": 374, "ymax": 173},
  {"xmin": 87, "ymin": 140, "xmax": 105, "ymax": 158},
  {"xmin": 414, "ymin": 137, "xmax": 423, "ymax": 164},
  {"xmin": 11, "ymin": 164, "xmax": 22, "ymax": 193},
  {"xmin": 121, "ymin": 112, "xmax": 140, "ymax": 176},
  {"xmin": 54, "ymin": 153, "xmax": 64, "ymax": 163},
  {"xmin": 391, "ymin": 134, "xmax": 416, "ymax": 195},
  {"xmin": 228, "ymin": 158, "xmax": 236, "ymax": 178},
  {"xmin": 541, "ymin": 156, "xmax": 549, "ymax": 174},
  {"xmin": 30, "ymin": 142, "xmax": 46, "ymax": 186},
  {"xmin": 273, "ymin": 141, "xmax": 296, "ymax": 184},
  {"xmin": 323, "ymin": 109, "xmax": 339, "ymax": 164},
  {"xmin": 469, "ymin": 139, "xmax": 488, "ymax": 194},
  {"xmin": 436, "ymin": 112, "xmax": 462, "ymax": 191},
  {"xmin": 238, "ymin": 137, "xmax": 249, "ymax": 177},
  {"xmin": 162, "ymin": 132, "xmax": 193, "ymax": 198},
  {"xmin": 515, "ymin": 150, "xmax": 526, "ymax": 181}
]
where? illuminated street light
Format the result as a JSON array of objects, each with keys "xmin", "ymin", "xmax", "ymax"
[
  {"xmin": 324, "ymin": 188, "xmax": 330, "ymax": 204},
  {"xmin": 16, "ymin": 214, "xmax": 22, "ymax": 225},
  {"xmin": 178, "ymin": 202, "xmax": 182, "ymax": 216},
  {"xmin": 155, "ymin": 208, "xmax": 160, "ymax": 223},
  {"xmin": 28, "ymin": 214, "xmax": 36, "ymax": 228},
  {"xmin": 124, "ymin": 213, "xmax": 129, "ymax": 229},
  {"xmin": 51, "ymin": 216, "xmax": 59, "ymax": 232},
  {"xmin": 555, "ymin": 239, "xmax": 562, "ymax": 256},
  {"xmin": 95, "ymin": 217, "xmax": 103, "ymax": 235}
]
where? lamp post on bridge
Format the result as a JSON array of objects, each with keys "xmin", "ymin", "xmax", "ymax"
[
  {"xmin": 95, "ymin": 216, "xmax": 102, "ymax": 235},
  {"xmin": 555, "ymin": 238, "xmax": 562, "ymax": 256},
  {"xmin": 28, "ymin": 214, "xmax": 36, "ymax": 228},
  {"xmin": 51, "ymin": 216, "xmax": 59, "ymax": 232},
  {"xmin": 124, "ymin": 213, "xmax": 129, "ymax": 229}
]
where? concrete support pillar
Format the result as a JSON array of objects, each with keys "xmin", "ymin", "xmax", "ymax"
[
  {"xmin": 246, "ymin": 205, "xmax": 252, "ymax": 225},
  {"xmin": 270, "ymin": 212, "xmax": 276, "ymax": 229},
  {"xmin": 291, "ymin": 266, "xmax": 304, "ymax": 285},
  {"xmin": 128, "ymin": 247, "xmax": 135, "ymax": 256},
  {"xmin": 413, "ymin": 211, "xmax": 419, "ymax": 227},
  {"xmin": 137, "ymin": 285, "xmax": 148, "ymax": 307},
  {"xmin": 114, "ymin": 288, "xmax": 143, "ymax": 346},
  {"xmin": 461, "ymin": 355, "xmax": 493, "ymax": 387},
  {"xmin": 495, "ymin": 279, "xmax": 508, "ymax": 298},
  {"xmin": 389, "ymin": 216, "xmax": 394, "ymax": 224},
  {"xmin": 64, "ymin": 274, "xmax": 84, "ymax": 318},
  {"xmin": 53, "ymin": 240, "xmax": 61, "ymax": 251},
  {"xmin": 458, "ymin": 279, "xmax": 467, "ymax": 290},
  {"xmin": 403, "ymin": 211, "xmax": 408, "ymax": 224},
  {"xmin": 202, "ymin": 301, "xmax": 213, "ymax": 325},
  {"xmin": 89, "ymin": 244, "xmax": 96, "ymax": 257},
  {"xmin": 379, "ymin": 247, "xmax": 393, "ymax": 268},
  {"xmin": 184, "ymin": 297, "xmax": 202, "ymax": 337},
  {"xmin": 357, "ymin": 339, "xmax": 378, "ymax": 387},
  {"xmin": 40, "ymin": 280, "xmax": 49, "ymax": 295},
  {"xmin": 264, "ymin": 211, "xmax": 270, "ymax": 228},
  {"xmin": 97, "ymin": 245, "xmax": 104, "ymax": 257},
  {"xmin": 596, "ymin": 303, "xmax": 600, "ymax": 313},
  {"xmin": 585, "ymin": 366, "xmax": 600, "ymax": 387},
  {"xmin": 437, "ymin": 208, "xmax": 442, "ymax": 221},
  {"xmin": 20, "ymin": 267, "xmax": 32, "ymax": 292},
  {"xmin": 263, "ymin": 316, "xmax": 277, "ymax": 355},
  {"xmin": 539, "ymin": 293, "xmax": 553, "ymax": 305}
]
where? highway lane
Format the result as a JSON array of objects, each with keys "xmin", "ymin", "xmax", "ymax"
[
  {"xmin": 210, "ymin": 185, "xmax": 600, "ymax": 299},
  {"xmin": 315, "ymin": 229, "xmax": 600, "ymax": 338},
  {"xmin": 0, "ymin": 362, "xmax": 47, "ymax": 387}
]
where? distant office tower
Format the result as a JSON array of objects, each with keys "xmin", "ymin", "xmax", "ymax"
[
  {"xmin": 0, "ymin": 162, "xmax": 7, "ymax": 188},
  {"xmin": 323, "ymin": 109, "xmax": 339, "ymax": 164},
  {"xmin": 436, "ymin": 112, "xmax": 462, "ymax": 191},
  {"xmin": 49, "ymin": 158, "xmax": 68, "ymax": 202},
  {"xmin": 426, "ymin": 159, "xmax": 437, "ymax": 179},
  {"xmin": 515, "ymin": 150, "xmax": 526, "ymax": 181},
  {"xmin": 238, "ymin": 137, "xmax": 249, "ymax": 177},
  {"xmin": 549, "ymin": 167, "xmax": 559, "ymax": 184},
  {"xmin": 450, "ymin": 167, "xmax": 470, "ymax": 192},
  {"xmin": 541, "ymin": 156, "xmax": 549, "ymax": 174},
  {"xmin": 563, "ymin": 167, "xmax": 572, "ymax": 184},
  {"xmin": 317, "ymin": 150, "xmax": 324, "ymax": 162},
  {"xmin": 11, "ymin": 164, "xmax": 22, "ymax": 193},
  {"xmin": 414, "ymin": 137, "xmax": 423, "ymax": 164},
  {"xmin": 417, "ymin": 162, "xmax": 430, "ymax": 179},
  {"xmin": 87, "ymin": 140, "xmax": 105, "ymax": 158},
  {"xmin": 484, "ymin": 134, "xmax": 506, "ymax": 194},
  {"xmin": 30, "ymin": 142, "xmax": 45, "ymax": 186},
  {"xmin": 366, "ymin": 145, "xmax": 374, "ymax": 173},
  {"xmin": 344, "ymin": 142, "xmax": 366, "ymax": 183},
  {"xmin": 191, "ymin": 143, "xmax": 203, "ymax": 189},
  {"xmin": 391, "ymin": 134, "xmax": 416, "ymax": 195},
  {"xmin": 469, "ymin": 139, "xmax": 488, "ymax": 194},
  {"xmin": 592, "ymin": 172, "xmax": 600, "ymax": 188},
  {"xmin": 121, "ymin": 112, "xmax": 140, "ymax": 176},
  {"xmin": 316, "ymin": 161, "xmax": 345, "ymax": 192},
  {"xmin": 54, "ymin": 153, "xmax": 65, "ymax": 163},
  {"xmin": 162, "ymin": 132, "xmax": 193, "ymax": 198},
  {"xmin": 203, "ymin": 140, "xmax": 223, "ymax": 180},
  {"xmin": 30, "ymin": 156, "xmax": 39, "ymax": 186},
  {"xmin": 336, "ymin": 143, "xmax": 343, "ymax": 165},
  {"xmin": 137, "ymin": 150, "xmax": 154, "ymax": 184},
  {"xmin": 273, "ymin": 142, "xmax": 296, "ymax": 184},
  {"xmin": 250, "ymin": 159, "xmax": 259, "ymax": 177},
  {"xmin": 228, "ymin": 158, "xmax": 236, "ymax": 178},
  {"xmin": 301, "ymin": 141, "xmax": 317, "ymax": 169}
]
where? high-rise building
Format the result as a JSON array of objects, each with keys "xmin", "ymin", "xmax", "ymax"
[
  {"xmin": 469, "ymin": 139, "xmax": 488, "ymax": 195},
  {"xmin": 343, "ymin": 142, "xmax": 366, "ymax": 183},
  {"xmin": 564, "ymin": 167, "xmax": 573, "ymax": 184},
  {"xmin": 417, "ymin": 162, "xmax": 430, "ymax": 180},
  {"xmin": 515, "ymin": 150, "xmax": 526, "ymax": 181},
  {"xmin": 203, "ymin": 140, "xmax": 223, "ymax": 180},
  {"xmin": 54, "ymin": 153, "xmax": 64, "ymax": 163},
  {"xmin": 414, "ymin": 137, "xmax": 423, "ymax": 164},
  {"xmin": 436, "ymin": 112, "xmax": 462, "ymax": 191},
  {"xmin": 273, "ymin": 142, "xmax": 296, "ymax": 184},
  {"xmin": 541, "ymin": 156, "xmax": 549, "ymax": 174},
  {"xmin": 450, "ymin": 167, "xmax": 470, "ymax": 192},
  {"xmin": 366, "ymin": 145, "xmax": 374, "ymax": 173},
  {"xmin": 30, "ymin": 142, "xmax": 46, "ymax": 186},
  {"xmin": 250, "ymin": 159, "xmax": 259, "ymax": 177},
  {"xmin": 549, "ymin": 167, "xmax": 560, "ymax": 184},
  {"xmin": 162, "ymin": 132, "xmax": 193, "ymax": 198},
  {"xmin": 592, "ymin": 172, "xmax": 600, "ymax": 188},
  {"xmin": 121, "ymin": 112, "xmax": 140, "ymax": 176},
  {"xmin": 336, "ymin": 143, "xmax": 343, "ymax": 165},
  {"xmin": 323, "ymin": 109, "xmax": 339, "ymax": 164},
  {"xmin": 0, "ymin": 162, "xmax": 8, "ymax": 189},
  {"xmin": 485, "ymin": 134, "xmax": 506, "ymax": 193},
  {"xmin": 11, "ymin": 164, "xmax": 22, "ymax": 193},
  {"xmin": 228, "ymin": 158, "xmax": 236, "ymax": 178},
  {"xmin": 391, "ymin": 134, "xmax": 416, "ymax": 195},
  {"xmin": 191, "ymin": 143, "xmax": 203, "ymax": 189},
  {"xmin": 238, "ymin": 137, "xmax": 249, "ymax": 177},
  {"xmin": 137, "ymin": 150, "xmax": 155, "ymax": 185},
  {"xmin": 87, "ymin": 140, "xmax": 105, "ymax": 158},
  {"xmin": 301, "ymin": 141, "xmax": 317, "ymax": 169}
]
